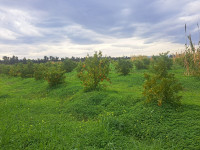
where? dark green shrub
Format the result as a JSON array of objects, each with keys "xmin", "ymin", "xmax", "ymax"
[
  {"xmin": 45, "ymin": 65, "xmax": 65, "ymax": 87},
  {"xmin": 61, "ymin": 59, "xmax": 77, "ymax": 73},
  {"xmin": 143, "ymin": 57, "xmax": 151, "ymax": 66},
  {"xmin": 134, "ymin": 60, "xmax": 147, "ymax": 70},
  {"xmin": 9, "ymin": 64, "xmax": 21, "ymax": 77},
  {"xmin": 14, "ymin": 61, "xmax": 34, "ymax": 78},
  {"xmin": 172, "ymin": 53, "xmax": 185, "ymax": 67},
  {"xmin": 132, "ymin": 56, "xmax": 150, "ymax": 70},
  {"xmin": 116, "ymin": 58, "xmax": 133, "ymax": 75},
  {"xmin": 77, "ymin": 51, "xmax": 110, "ymax": 91},
  {"xmin": 76, "ymin": 60, "xmax": 84, "ymax": 73},
  {"xmin": 151, "ymin": 52, "xmax": 173, "ymax": 70},
  {"xmin": 33, "ymin": 63, "xmax": 47, "ymax": 80},
  {"xmin": 0, "ymin": 64, "xmax": 11, "ymax": 75},
  {"xmin": 143, "ymin": 52, "xmax": 182, "ymax": 106},
  {"xmin": 8, "ymin": 61, "xmax": 34, "ymax": 78}
]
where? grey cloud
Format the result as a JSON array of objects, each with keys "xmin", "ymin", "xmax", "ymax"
[{"xmin": 0, "ymin": 0, "xmax": 199, "ymax": 58}]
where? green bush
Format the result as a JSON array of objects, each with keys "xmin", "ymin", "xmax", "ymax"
[
  {"xmin": 115, "ymin": 58, "xmax": 133, "ymax": 75},
  {"xmin": 33, "ymin": 63, "xmax": 47, "ymax": 80},
  {"xmin": 23, "ymin": 61, "xmax": 34, "ymax": 78},
  {"xmin": 45, "ymin": 65, "xmax": 65, "ymax": 87},
  {"xmin": 7, "ymin": 62, "xmax": 34, "ymax": 78},
  {"xmin": 173, "ymin": 54, "xmax": 185, "ymax": 67},
  {"xmin": 0, "ymin": 64, "xmax": 11, "ymax": 75},
  {"xmin": 134, "ymin": 60, "xmax": 146, "ymax": 70},
  {"xmin": 76, "ymin": 60, "xmax": 83, "ymax": 74},
  {"xmin": 9, "ymin": 64, "xmax": 21, "ymax": 77},
  {"xmin": 0, "ymin": 65, "xmax": 8, "ymax": 75},
  {"xmin": 143, "ymin": 52, "xmax": 182, "ymax": 106},
  {"xmin": 77, "ymin": 51, "xmax": 110, "ymax": 91},
  {"xmin": 151, "ymin": 52, "xmax": 173, "ymax": 70},
  {"xmin": 134, "ymin": 58, "xmax": 150, "ymax": 70},
  {"xmin": 61, "ymin": 59, "xmax": 77, "ymax": 73},
  {"xmin": 13, "ymin": 61, "xmax": 34, "ymax": 78}
]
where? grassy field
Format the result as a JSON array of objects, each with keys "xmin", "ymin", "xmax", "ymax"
[{"xmin": 0, "ymin": 65, "xmax": 200, "ymax": 149}]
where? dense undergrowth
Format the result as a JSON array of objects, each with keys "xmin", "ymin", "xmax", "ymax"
[{"xmin": 0, "ymin": 65, "xmax": 200, "ymax": 149}]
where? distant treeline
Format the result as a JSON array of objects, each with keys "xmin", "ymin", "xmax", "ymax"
[{"xmin": 0, "ymin": 55, "xmax": 131, "ymax": 64}]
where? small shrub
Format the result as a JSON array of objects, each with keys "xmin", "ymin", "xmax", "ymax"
[
  {"xmin": 23, "ymin": 61, "xmax": 34, "ymax": 78},
  {"xmin": 151, "ymin": 52, "xmax": 173, "ymax": 70},
  {"xmin": 143, "ymin": 57, "xmax": 151, "ymax": 66},
  {"xmin": 33, "ymin": 63, "xmax": 47, "ymax": 80},
  {"xmin": 77, "ymin": 51, "xmax": 110, "ymax": 91},
  {"xmin": 9, "ymin": 64, "xmax": 21, "ymax": 77},
  {"xmin": 0, "ymin": 64, "xmax": 11, "ymax": 75},
  {"xmin": 76, "ymin": 60, "xmax": 83, "ymax": 73},
  {"xmin": 143, "ymin": 52, "xmax": 182, "ymax": 106},
  {"xmin": 172, "ymin": 53, "xmax": 185, "ymax": 67},
  {"xmin": 17, "ymin": 61, "xmax": 34, "ymax": 78},
  {"xmin": 45, "ymin": 65, "xmax": 65, "ymax": 87},
  {"xmin": 132, "ymin": 56, "xmax": 150, "ymax": 70},
  {"xmin": 115, "ymin": 58, "xmax": 133, "ymax": 75},
  {"xmin": 134, "ymin": 60, "xmax": 147, "ymax": 70},
  {"xmin": 61, "ymin": 59, "xmax": 77, "ymax": 73}
]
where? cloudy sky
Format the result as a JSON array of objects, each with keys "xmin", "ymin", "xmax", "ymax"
[{"xmin": 0, "ymin": 0, "xmax": 200, "ymax": 59}]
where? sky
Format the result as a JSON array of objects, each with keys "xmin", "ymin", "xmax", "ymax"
[{"xmin": 0, "ymin": 0, "xmax": 200, "ymax": 59}]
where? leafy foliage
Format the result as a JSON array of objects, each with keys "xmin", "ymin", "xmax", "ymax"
[
  {"xmin": 19, "ymin": 61, "xmax": 35, "ymax": 78},
  {"xmin": 8, "ymin": 61, "xmax": 34, "ymax": 78},
  {"xmin": 33, "ymin": 63, "xmax": 47, "ymax": 80},
  {"xmin": 0, "ymin": 64, "xmax": 10, "ymax": 75},
  {"xmin": 134, "ymin": 58, "xmax": 150, "ymax": 70},
  {"xmin": 76, "ymin": 60, "xmax": 83, "ymax": 73},
  {"xmin": 131, "ymin": 56, "xmax": 151, "ymax": 70},
  {"xmin": 9, "ymin": 64, "xmax": 21, "ymax": 77},
  {"xmin": 77, "ymin": 51, "xmax": 110, "ymax": 91},
  {"xmin": 115, "ymin": 58, "xmax": 133, "ymax": 75},
  {"xmin": 0, "ymin": 62, "xmax": 200, "ymax": 149},
  {"xmin": 45, "ymin": 64, "xmax": 65, "ymax": 87},
  {"xmin": 61, "ymin": 59, "xmax": 77, "ymax": 73},
  {"xmin": 151, "ymin": 52, "xmax": 173, "ymax": 71},
  {"xmin": 143, "ymin": 52, "xmax": 182, "ymax": 106},
  {"xmin": 172, "ymin": 53, "xmax": 185, "ymax": 67}
]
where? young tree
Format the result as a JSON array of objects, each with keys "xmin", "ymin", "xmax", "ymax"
[
  {"xmin": 115, "ymin": 58, "xmax": 133, "ymax": 75},
  {"xmin": 61, "ymin": 59, "xmax": 77, "ymax": 73},
  {"xmin": 143, "ymin": 52, "xmax": 182, "ymax": 106},
  {"xmin": 77, "ymin": 51, "xmax": 111, "ymax": 91}
]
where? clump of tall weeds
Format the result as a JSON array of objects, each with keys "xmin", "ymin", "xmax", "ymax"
[{"xmin": 184, "ymin": 24, "xmax": 200, "ymax": 76}]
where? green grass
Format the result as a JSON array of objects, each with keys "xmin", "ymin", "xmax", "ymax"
[{"xmin": 0, "ymin": 66, "xmax": 200, "ymax": 149}]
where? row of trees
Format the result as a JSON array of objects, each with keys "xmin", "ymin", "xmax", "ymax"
[
  {"xmin": 0, "ymin": 55, "xmax": 132, "ymax": 65},
  {"xmin": 0, "ymin": 59, "xmax": 77, "ymax": 86},
  {"xmin": 0, "ymin": 56, "xmax": 85, "ymax": 64},
  {"xmin": 0, "ymin": 51, "xmax": 183, "ymax": 107}
]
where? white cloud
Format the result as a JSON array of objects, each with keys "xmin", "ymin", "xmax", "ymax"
[
  {"xmin": 63, "ymin": 24, "xmax": 103, "ymax": 41},
  {"xmin": 0, "ymin": 31, "xmax": 185, "ymax": 59},
  {"xmin": 109, "ymin": 26, "xmax": 124, "ymax": 32},
  {"xmin": 183, "ymin": 0, "xmax": 200, "ymax": 15},
  {"xmin": 0, "ymin": 0, "xmax": 198, "ymax": 59},
  {"xmin": 121, "ymin": 8, "xmax": 131, "ymax": 17},
  {"xmin": 179, "ymin": 15, "xmax": 199, "ymax": 23},
  {"xmin": 0, "ymin": 6, "xmax": 43, "ymax": 39},
  {"xmin": 0, "ymin": 28, "xmax": 19, "ymax": 40}
]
